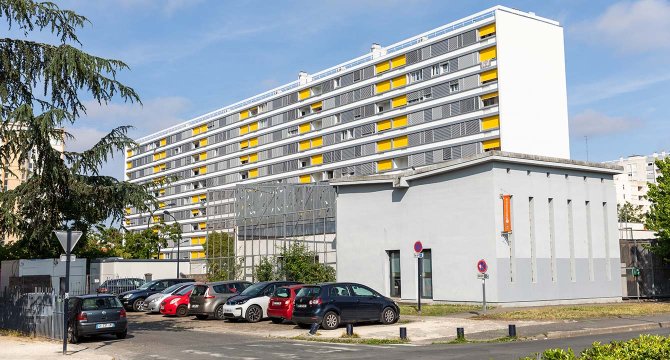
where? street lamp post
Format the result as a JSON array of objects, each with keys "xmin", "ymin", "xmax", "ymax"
[{"xmin": 162, "ymin": 210, "xmax": 181, "ymax": 277}]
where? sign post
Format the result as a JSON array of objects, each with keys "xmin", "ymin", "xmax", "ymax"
[
  {"xmin": 477, "ymin": 259, "xmax": 489, "ymax": 314},
  {"xmin": 54, "ymin": 230, "xmax": 82, "ymax": 355},
  {"xmin": 414, "ymin": 241, "xmax": 423, "ymax": 314}
]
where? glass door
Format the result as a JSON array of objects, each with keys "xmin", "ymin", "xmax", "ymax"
[
  {"xmin": 421, "ymin": 249, "xmax": 433, "ymax": 299},
  {"xmin": 388, "ymin": 250, "xmax": 401, "ymax": 298}
]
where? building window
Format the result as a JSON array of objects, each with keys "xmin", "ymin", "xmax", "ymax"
[
  {"xmin": 431, "ymin": 65, "xmax": 440, "ymax": 77},
  {"xmin": 333, "ymin": 78, "xmax": 341, "ymax": 89},
  {"xmin": 342, "ymin": 128, "xmax": 354, "ymax": 141},
  {"xmin": 376, "ymin": 100, "xmax": 391, "ymax": 113},
  {"xmin": 449, "ymin": 82, "xmax": 459, "ymax": 92},
  {"xmin": 482, "ymin": 95, "xmax": 498, "ymax": 107},
  {"xmin": 409, "ymin": 70, "xmax": 423, "ymax": 83},
  {"xmin": 420, "ymin": 249, "xmax": 433, "ymax": 299},
  {"xmin": 388, "ymin": 250, "xmax": 400, "ymax": 298}
]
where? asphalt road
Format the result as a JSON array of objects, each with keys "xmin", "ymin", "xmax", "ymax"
[{"xmin": 76, "ymin": 319, "xmax": 670, "ymax": 360}]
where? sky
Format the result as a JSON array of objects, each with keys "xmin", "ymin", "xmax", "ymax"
[{"xmin": 44, "ymin": 0, "xmax": 670, "ymax": 178}]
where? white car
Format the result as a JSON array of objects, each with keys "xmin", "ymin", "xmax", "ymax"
[
  {"xmin": 143, "ymin": 282, "xmax": 195, "ymax": 313},
  {"xmin": 222, "ymin": 281, "xmax": 300, "ymax": 322}
]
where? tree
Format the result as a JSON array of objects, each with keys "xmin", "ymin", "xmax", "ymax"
[
  {"xmin": 646, "ymin": 157, "xmax": 670, "ymax": 261},
  {"xmin": 205, "ymin": 231, "xmax": 242, "ymax": 281},
  {"xmin": 253, "ymin": 244, "xmax": 336, "ymax": 283},
  {"xmin": 0, "ymin": 0, "xmax": 154, "ymax": 258},
  {"xmin": 618, "ymin": 201, "xmax": 645, "ymax": 223},
  {"xmin": 122, "ymin": 222, "xmax": 181, "ymax": 260},
  {"xmin": 254, "ymin": 257, "xmax": 275, "ymax": 282}
]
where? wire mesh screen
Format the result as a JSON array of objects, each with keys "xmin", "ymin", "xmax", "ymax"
[{"xmin": 204, "ymin": 183, "xmax": 336, "ymax": 282}]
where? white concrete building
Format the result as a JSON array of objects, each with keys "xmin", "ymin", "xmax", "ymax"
[
  {"xmin": 124, "ymin": 6, "xmax": 571, "ymax": 259},
  {"xmin": 606, "ymin": 152, "xmax": 668, "ymax": 214},
  {"xmin": 333, "ymin": 152, "xmax": 622, "ymax": 305}
]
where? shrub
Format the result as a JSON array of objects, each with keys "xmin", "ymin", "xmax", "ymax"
[{"xmin": 521, "ymin": 335, "xmax": 670, "ymax": 360}]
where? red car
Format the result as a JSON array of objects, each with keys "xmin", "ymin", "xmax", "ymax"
[
  {"xmin": 160, "ymin": 284, "xmax": 194, "ymax": 317},
  {"xmin": 267, "ymin": 285, "xmax": 304, "ymax": 324}
]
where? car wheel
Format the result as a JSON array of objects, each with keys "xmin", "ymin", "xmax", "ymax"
[
  {"xmin": 214, "ymin": 305, "xmax": 225, "ymax": 320},
  {"xmin": 131, "ymin": 298, "xmax": 144, "ymax": 312},
  {"xmin": 270, "ymin": 317, "xmax": 283, "ymax": 324},
  {"xmin": 245, "ymin": 305, "xmax": 263, "ymax": 323},
  {"xmin": 67, "ymin": 325, "xmax": 79, "ymax": 344},
  {"xmin": 381, "ymin": 307, "xmax": 398, "ymax": 324},
  {"xmin": 296, "ymin": 323, "xmax": 312, "ymax": 329},
  {"xmin": 116, "ymin": 330, "xmax": 127, "ymax": 339},
  {"xmin": 195, "ymin": 314, "xmax": 209, "ymax": 320},
  {"xmin": 321, "ymin": 311, "xmax": 339, "ymax": 330},
  {"xmin": 176, "ymin": 305, "xmax": 188, "ymax": 317}
]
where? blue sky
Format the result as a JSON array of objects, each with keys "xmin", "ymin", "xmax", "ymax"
[{"xmin": 55, "ymin": 0, "xmax": 670, "ymax": 178}]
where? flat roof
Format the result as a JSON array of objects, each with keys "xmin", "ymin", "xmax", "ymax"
[{"xmin": 331, "ymin": 151, "xmax": 623, "ymax": 187}]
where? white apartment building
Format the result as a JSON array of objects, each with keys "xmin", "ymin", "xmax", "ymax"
[
  {"xmin": 124, "ymin": 6, "xmax": 571, "ymax": 259},
  {"xmin": 607, "ymin": 152, "xmax": 668, "ymax": 214}
]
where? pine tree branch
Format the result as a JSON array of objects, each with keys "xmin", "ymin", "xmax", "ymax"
[{"xmin": 0, "ymin": 0, "xmax": 87, "ymax": 44}]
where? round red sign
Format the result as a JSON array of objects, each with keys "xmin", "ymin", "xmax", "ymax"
[
  {"xmin": 413, "ymin": 241, "xmax": 423, "ymax": 253},
  {"xmin": 477, "ymin": 259, "xmax": 488, "ymax": 273}
]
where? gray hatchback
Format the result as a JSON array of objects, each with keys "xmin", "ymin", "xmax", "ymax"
[
  {"xmin": 67, "ymin": 294, "xmax": 128, "ymax": 343},
  {"xmin": 189, "ymin": 281, "xmax": 251, "ymax": 320}
]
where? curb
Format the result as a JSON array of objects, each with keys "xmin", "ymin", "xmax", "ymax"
[{"xmin": 542, "ymin": 321, "xmax": 670, "ymax": 340}]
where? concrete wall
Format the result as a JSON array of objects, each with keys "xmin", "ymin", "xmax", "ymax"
[
  {"xmin": 336, "ymin": 161, "xmax": 621, "ymax": 305},
  {"xmin": 89, "ymin": 259, "xmax": 190, "ymax": 292},
  {"xmin": 1, "ymin": 258, "xmax": 87, "ymax": 293}
]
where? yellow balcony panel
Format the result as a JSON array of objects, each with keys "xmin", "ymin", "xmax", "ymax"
[
  {"xmin": 199, "ymin": 166, "xmax": 207, "ymax": 174},
  {"xmin": 393, "ymin": 135, "xmax": 408, "ymax": 148},
  {"xmin": 126, "ymin": 161, "xmax": 132, "ymax": 169},
  {"xmin": 191, "ymin": 209, "xmax": 200, "ymax": 215},
  {"xmin": 310, "ymin": 101, "xmax": 322, "ymax": 110},
  {"xmin": 311, "ymin": 137, "xmax": 323, "ymax": 148},
  {"xmin": 240, "ymin": 140, "xmax": 249, "ymax": 149},
  {"xmin": 377, "ymin": 139, "xmax": 392, "ymax": 152},
  {"xmin": 191, "ymin": 195, "xmax": 200, "ymax": 203},
  {"xmin": 392, "ymin": 115, "xmax": 408, "ymax": 128},
  {"xmin": 126, "ymin": 149, "xmax": 133, "ymax": 157},
  {"xmin": 392, "ymin": 95, "xmax": 407, "ymax": 108},
  {"xmin": 377, "ymin": 119, "xmax": 392, "ymax": 132},
  {"xmin": 240, "ymin": 110, "xmax": 250, "ymax": 120},
  {"xmin": 376, "ymin": 80, "xmax": 391, "ymax": 94},
  {"xmin": 125, "ymin": 207, "xmax": 131, "ymax": 215},
  {"xmin": 483, "ymin": 138, "xmax": 501, "ymax": 150},
  {"xmin": 198, "ymin": 222, "xmax": 207, "ymax": 230},
  {"xmin": 249, "ymin": 137, "xmax": 258, "ymax": 147},
  {"xmin": 159, "ymin": 138, "xmax": 167, "ymax": 147},
  {"xmin": 199, "ymin": 152, "xmax": 207, "ymax": 161},
  {"xmin": 299, "ymin": 174, "xmax": 312, "ymax": 184},
  {"xmin": 377, "ymin": 159, "xmax": 393, "ymax": 172},
  {"xmin": 299, "ymin": 139, "xmax": 311, "ymax": 151},
  {"xmin": 375, "ymin": 61, "xmax": 391, "ymax": 74},
  {"xmin": 199, "ymin": 194, "xmax": 207, "ymax": 201},
  {"xmin": 249, "ymin": 153, "xmax": 258, "ymax": 163},
  {"xmin": 249, "ymin": 122, "xmax": 258, "ymax": 132},
  {"xmin": 479, "ymin": 23, "xmax": 496, "ymax": 37},
  {"xmin": 159, "ymin": 189, "xmax": 165, "ymax": 195},
  {"xmin": 159, "ymin": 202, "xmax": 165, "ymax": 208},
  {"xmin": 479, "ymin": 46, "xmax": 497, "ymax": 62},
  {"xmin": 199, "ymin": 138, "xmax": 208, "ymax": 147},
  {"xmin": 480, "ymin": 69, "xmax": 498, "ymax": 83},
  {"xmin": 299, "ymin": 88, "xmax": 311, "ymax": 100},
  {"xmin": 391, "ymin": 75, "xmax": 407, "ymax": 88},
  {"xmin": 240, "ymin": 155, "xmax": 249, "ymax": 163},
  {"xmin": 249, "ymin": 168, "xmax": 259, "ymax": 178},
  {"xmin": 299, "ymin": 122, "xmax": 311, "ymax": 134},
  {"xmin": 240, "ymin": 125, "xmax": 249, "ymax": 135},
  {"xmin": 481, "ymin": 91, "xmax": 499, "ymax": 101},
  {"xmin": 390, "ymin": 55, "xmax": 407, "ymax": 68},
  {"xmin": 481, "ymin": 115, "xmax": 500, "ymax": 130},
  {"xmin": 311, "ymin": 154, "xmax": 323, "ymax": 165},
  {"xmin": 192, "ymin": 126, "xmax": 201, "ymax": 136}
]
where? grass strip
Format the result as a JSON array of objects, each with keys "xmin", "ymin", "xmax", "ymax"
[
  {"xmin": 399, "ymin": 304, "xmax": 482, "ymax": 316},
  {"xmin": 476, "ymin": 302, "xmax": 670, "ymax": 321}
]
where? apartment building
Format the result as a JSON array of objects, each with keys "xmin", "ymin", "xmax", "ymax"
[
  {"xmin": 124, "ymin": 6, "xmax": 571, "ymax": 259},
  {"xmin": 606, "ymin": 152, "xmax": 668, "ymax": 215}
]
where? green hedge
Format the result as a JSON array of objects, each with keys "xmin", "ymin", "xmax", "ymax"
[{"xmin": 521, "ymin": 335, "xmax": 670, "ymax": 360}]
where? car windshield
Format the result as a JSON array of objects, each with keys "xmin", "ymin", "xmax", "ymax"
[
  {"xmin": 175, "ymin": 285, "xmax": 194, "ymax": 296},
  {"xmin": 240, "ymin": 282, "xmax": 267, "ymax": 297},
  {"xmin": 161, "ymin": 283, "xmax": 184, "ymax": 294},
  {"xmin": 81, "ymin": 297, "xmax": 122, "ymax": 310},
  {"xmin": 273, "ymin": 287, "xmax": 291, "ymax": 298},
  {"xmin": 296, "ymin": 286, "xmax": 321, "ymax": 297},
  {"xmin": 137, "ymin": 281, "xmax": 157, "ymax": 290}
]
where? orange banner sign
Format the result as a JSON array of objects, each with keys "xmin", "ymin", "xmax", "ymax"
[{"xmin": 502, "ymin": 195, "xmax": 512, "ymax": 233}]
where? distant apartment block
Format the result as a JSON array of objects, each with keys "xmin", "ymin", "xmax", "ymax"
[
  {"xmin": 606, "ymin": 152, "xmax": 668, "ymax": 215},
  {"xmin": 124, "ymin": 6, "xmax": 571, "ymax": 259}
]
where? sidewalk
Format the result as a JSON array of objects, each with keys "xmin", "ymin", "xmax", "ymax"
[{"xmin": 0, "ymin": 335, "xmax": 114, "ymax": 360}]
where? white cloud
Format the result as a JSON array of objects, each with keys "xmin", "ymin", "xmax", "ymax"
[
  {"xmin": 570, "ymin": 109, "xmax": 640, "ymax": 137},
  {"xmin": 570, "ymin": 73, "xmax": 670, "ymax": 105},
  {"xmin": 573, "ymin": 0, "xmax": 670, "ymax": 53}
]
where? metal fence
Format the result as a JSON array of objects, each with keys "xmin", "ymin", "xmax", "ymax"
[{"xmin": 0, "ymin": 287, "xmax": 82, "ymax": 339}]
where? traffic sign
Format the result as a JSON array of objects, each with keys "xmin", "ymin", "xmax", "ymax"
[
  {"xmin": 414, "ymin": 253, "xmax": 424, "ymax": 258},
  {"xmin": 413, "ymin": 241, "xmax": 423, "ymax": 253},
  {"xmin": 477, "ymin": 273, "xmax": 489, "ymax": 280},
  {"xmin": 60, "ymin": 254, "xmax": 76, "ymax": 262},
  {"xmin": 54, "ymin": 231, "xmax": 82, "ymax": 253},
  {"xmin": 477, "ymin": 259, "xmax": 488, "ymax": 274}
]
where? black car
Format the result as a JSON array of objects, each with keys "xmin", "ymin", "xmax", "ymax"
[
  {"xmin": 119, "ymin": 278, "xmax": 193, "ymax": 311},
  {"xmin": 97, "ymin": 278, "xmax": 145, "ymax": 295},
  {"xmin": 292, "ymin": 282, "xmax": 400, "ymax": 330},
  {"xmin": 222, "ymin": 281, "xmax": 301, "ymax": 322},
  {"xmin": 67, "ymin": 294, "xmax": 127, "ymax": 344}
]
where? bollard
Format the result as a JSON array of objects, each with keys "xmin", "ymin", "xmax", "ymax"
[
  {"xmin": 400, "ymin": 327, "xmax": 407, "ymax": 340},
  {"xmin": 508, "ymin": 324, "xmax": 517, "ymax": 338},
  {"xmin": 346, "ymin": 324, "xmax": 354, "ymax": 336},
  {"xmin": 309, "ymin": 323, "xmax": 319, "ymax": 336},
  {"xmin": 456, "ymin": 327, "xmax": 465, "ymax": 340}
]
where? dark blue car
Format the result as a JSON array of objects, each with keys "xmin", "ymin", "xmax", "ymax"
[
  {"xmin": 292, "ymin": 282, "xmax": 400, "ymax": 330},
  {"xmin": 67, "ymin": 294, "xmax": 127, "ymax": 343},
  {"xmin": 118, "ymin": 278, "xmax": 193, "ymax": 311}
]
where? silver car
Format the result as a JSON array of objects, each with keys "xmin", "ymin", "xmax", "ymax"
[{"xmin": 143, "ymin": 282, "xmax": 195, "ymax": 313}]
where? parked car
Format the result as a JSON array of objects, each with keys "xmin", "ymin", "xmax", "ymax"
[
  {"xmin": 96, "ymin": 278, "xmax": 145, "ymax": 295},
  {"xmin": 222, "ymin": 281, "xmax": 301, "ymax": 323},
  {"xmin": 292, "ymin": 282, "xmax": 400, "ymax": 330},
  {"xmin": 143, "ymin": 282, "xmax": 195, "ymax": 313},
  {"xmin": 159, "ymin": 284, "xmax": 195, "ymax": 317},
  {"xmin": 189, "ymin": 281, "xmax": 252, "ymax": 320},
  {"xmin": 118, "ymin": 278, "xmax": 194, "ymax": 311},
  {"xmin": 67, "ymin": 294, "xmax": 127, "ymax": 344},
  {"xmin": 267, "ymin": 284, "xmax": 304, "ymax": 324}
]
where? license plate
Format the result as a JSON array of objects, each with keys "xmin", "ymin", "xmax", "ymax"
[
  {"xmin": 296, "ymin": 304, "xmax": 306, "ymax": 308},
  {"xmin": 191, "ymin": 304, "xmax": 199, "ymax": 308},
  {"xmin": 96, "ymin": 323, "xmax": 114, "ymax": 329},
  {"xmin": 272, "ymin": 301, "xmax": 282, "ymax": 306}
]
